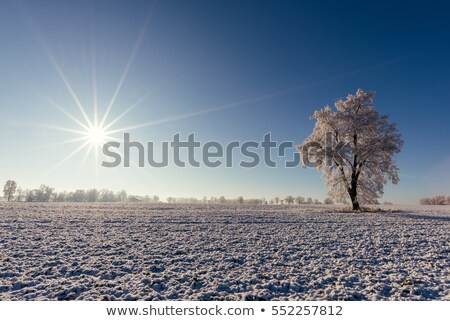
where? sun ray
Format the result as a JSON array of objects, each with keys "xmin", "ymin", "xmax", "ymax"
[
  {"xmin": 36, "ymin": 36, "xmax": 94, "ymax": 129},
  {"xmin": 99, "ymin": 4, "xmax": 155, "ymax": 128},
  {"xmin": 26, "ymin": 17, "xmax": 94, "ymax": 129},
  {"xmin": 37, "ymin": 93, "xmax": 91, "ymax": 132},
  {"xmin": 75, "ymin": 143, "xmax": 94, "ymax": 178},
  {"xmin": 103, "ymin": 86, "xmax": 307, "ymax": 134},
  {"xmin": 92, "ymin": 33, "xmax": 98, "ymax": 128},
  {"xmin": 94, "ymin": 142, "xmax": 99, "ymax": 185},
  {"xmin": 41, "ymin": 140, "xmax": 91, "ymax": 180},
  {"xmin": 103, "ymin": 51, "xmax": 432, "ymax": 135},
  {"xmin": 41, "ymin": 136, "xmax": 89, "ymax": 148},
  {"xmin": 38, "ymin": 124, "xmax": 89, "ymax": 136},
  {"xmin": 80, "ymin": 143, "xmax": 94, "ymax": 168},
  {"xmin": 102, "ymin": 79, "xmax": 165, "ymax": 132},
  {"xmin": 102, "ymin": 95, "xmax": 149, "ymax": 132}
]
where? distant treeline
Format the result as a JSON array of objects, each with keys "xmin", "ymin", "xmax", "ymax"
[
  {"xmin": 3, "ymin": 184, "xmax": 156, "ymax": 203},
  {"xmin": 167, "ymin": 196, "xmax": 334, "ymax": 205},
  {"xmin": 419, "ymin": 195, "xmax": 450, "ymax": 205},
  {"xmin": 1, "ymin": 180, "xmax": 154, "ymax": 203},
  {"xmin": 2, "ymin": 180, "xmax": 339, "ymax": 205}
]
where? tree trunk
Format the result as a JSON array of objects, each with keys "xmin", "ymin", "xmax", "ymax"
[
  {"xmin": 350, "ymin": 192, "xmax": 360, "ymax": 211},
  {"xmin": 348, "ymin": 174, "xmax": 361, "ymax": 211},
  {"xmin": 349, "ymin": 134, "xmax": 361, "ymax": 211}
]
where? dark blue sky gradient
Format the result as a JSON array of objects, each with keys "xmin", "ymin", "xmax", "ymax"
[{"xmin": 0, "ymin": 0, "xmax": 449, "ymax": 203}]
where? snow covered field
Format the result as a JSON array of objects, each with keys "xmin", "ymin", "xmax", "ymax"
[{"xmin": 1, "ymin": 203, "xmax": 449, "ymax": 301}]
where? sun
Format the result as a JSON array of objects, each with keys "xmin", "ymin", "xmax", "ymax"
[
  {"xmin": 36, "ymin": 8, "xmax": 159, "ymax": 180},
  {"xmin": 85, "ymin": 125, "xmax": 107, "ymax": 146}
]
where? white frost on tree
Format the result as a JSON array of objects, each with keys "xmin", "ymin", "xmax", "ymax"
[
  {"xmin": 3, "ymin": 180, "xmax": 17, "ymax": 202},
  {"xmin": 300, "ymin": 89, "xmax": 403, "ymax": 211}
]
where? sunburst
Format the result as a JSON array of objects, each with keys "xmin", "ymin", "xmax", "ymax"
[
  {"xmin": 85, "ymin": 125, "xmax": 107, "ymax": 146},
  {"xmin": 35, "ymin": 2, "xmax": 345, "ymax": 181},
  {"xmin": 35, "ymin": 7, "xmax": 156, "ymax": 180}
]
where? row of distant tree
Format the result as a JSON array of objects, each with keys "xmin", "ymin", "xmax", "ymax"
[
  {"xmin": 419, "ymin": 195, "xmax": 450, "ymax": 205},
  {"xmin": 1, "ymin": 180, "xmax": 157, "ymax": 203},
  {"xmin": 2, "ymin": 180, "xmax": 336, "ymax": 205},
  {"xmin": 166, "ymin": 196, "xmax": 334, "ymax": 205},
  {"xmin": 271, "ymin": 196, "xmax": 333, "ymax": 205}
]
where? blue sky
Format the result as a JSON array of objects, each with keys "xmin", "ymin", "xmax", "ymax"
[{"xmin": 0, "ymin": 0, "xmax": 449, "ymax": 203}]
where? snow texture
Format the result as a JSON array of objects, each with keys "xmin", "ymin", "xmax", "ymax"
[{"xmin": 0, "ymin": 203, "xmax": 449, "ymax": 301}]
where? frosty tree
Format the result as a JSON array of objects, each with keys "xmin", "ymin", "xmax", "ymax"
[
  {"xmin": 3, "ymin": 180, "xmax": 17, "ymax": 202},
  {"xmin": 300, "ymin": 89, "xmax": 403, "ymax": 211}
]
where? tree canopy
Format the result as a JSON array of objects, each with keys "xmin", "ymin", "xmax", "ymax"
[{"xmin": 300, "ymin": 89, "xmax": 403, "ymax": 210}]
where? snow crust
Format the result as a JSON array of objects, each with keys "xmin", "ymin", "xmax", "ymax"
[{"xmin": 1, "ymin": 203, "xmax": 449, "ymax": 300}]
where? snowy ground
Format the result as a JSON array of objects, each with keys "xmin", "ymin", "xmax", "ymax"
[{"xmin": 0, "ymin": 203, "xmax": 449, "ymax": 301}]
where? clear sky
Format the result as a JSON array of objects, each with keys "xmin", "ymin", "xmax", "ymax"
[{"xmin": 1, "ymin": 0, "xmax": 449, "ymax": 204}]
